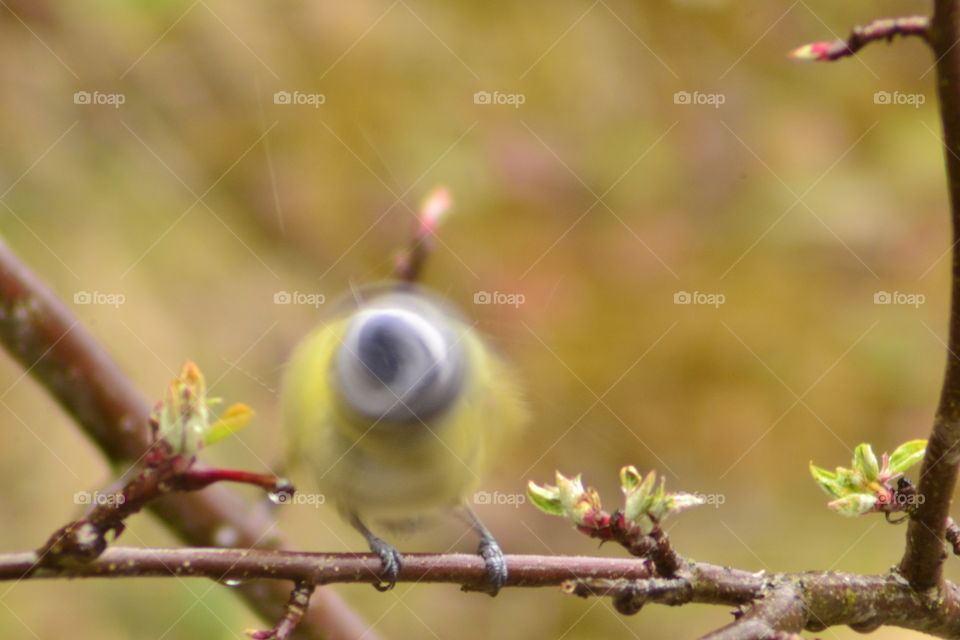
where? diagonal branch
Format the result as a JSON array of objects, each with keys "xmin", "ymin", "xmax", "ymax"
[
  {"xmin": 899, "ymin": 0, "xmax": 960, "ymax": 593},
  {"xmin": 699, "ymin": 583, "xmax": 806, "ymax": 640},
  {"xmin": 0, "ymin": 238, "xmax": 368, "ymax": 639}
]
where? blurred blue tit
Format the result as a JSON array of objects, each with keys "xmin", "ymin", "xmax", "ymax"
[{"xmin": 281, "ymin": 282, "xmax": 527, "ymax": 593}]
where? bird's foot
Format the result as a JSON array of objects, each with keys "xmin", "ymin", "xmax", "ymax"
[
  {"xmin": 367, "ymin": 534, "xmax": 402, "ymax": 592},
  {"xmin": 474, "ymin": 535, "xmax": 507, "ymax": 596}
]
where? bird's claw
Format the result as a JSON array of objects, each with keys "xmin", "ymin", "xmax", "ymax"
[
  {"xmin": 477, "ymin": 536, "xmax": 507, "ymax": 597},
  {"xmin": 369, "ymin": 536, "xmax": 402, "ymax": 592}
]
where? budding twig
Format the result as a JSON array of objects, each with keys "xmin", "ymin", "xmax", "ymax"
[
  {"xmin": 34, "ymin": 419, "xmax": 292, "ymax": 573},
  {"xmin": 789, "ymin": 16, "xmax": 929, "ymax": 62},
  {"xmin": 582, "ymin": 513, "xmax": 683, "ymax": 578},
  {"xmin": 394, "ymin": 187, "xmax": 452, "ymax": 282}
]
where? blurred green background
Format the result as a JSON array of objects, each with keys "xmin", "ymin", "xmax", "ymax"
[{"xmin": 0, "ymin": 0, "xmax": 949, "ymax": 638}]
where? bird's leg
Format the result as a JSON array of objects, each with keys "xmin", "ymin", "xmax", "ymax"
[
  {"xmin": 460, "ymin": 506, "xmax": 508, "ymax": 596},
  {"xmin": 349, "ymin": 513, "xmax": 402, "ymax": 591}
]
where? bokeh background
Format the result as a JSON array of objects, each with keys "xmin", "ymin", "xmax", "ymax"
[{"xmin": 0, "ymin": 0, "xmax": 949, "ymax": 638}]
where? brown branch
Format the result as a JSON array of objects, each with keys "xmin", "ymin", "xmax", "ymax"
[
  {"xmin": 12, "ymin": 547, "xmax": 960, "ymax": 638},
  {"xmin": 789, "ymin": 16, "xmax": 929, "ymax": 62},
  {"xmin": 7, "ymin": 548, "xmax": 657, "ymax": 587},
  {"xmin": 789, "ymin": 0, "xmax": 960, "ymax": 610},
  {"xmin": 0, "ymin": 237, "xmax": 368, "ymax": 639},
  {"xmin": 899, "ymin": 0, "xmax": 960, "ymax": 594},
  {"xmin": 566, "ymin": 563, "xmax": 960, "ymax": 639}
]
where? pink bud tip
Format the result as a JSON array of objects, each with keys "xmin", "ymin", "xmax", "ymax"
[
  {"xmin": 788, "ymin": 42, "xmax": 833, "ymax": 62},
  {"xmin": 419, "ymin": 187, "xmax": 452, "ymax": 234}
]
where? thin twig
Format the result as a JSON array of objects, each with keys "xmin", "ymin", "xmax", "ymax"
[
  {"xmin": 249, "ymin": 581, "xmax": 316, "ymax": 640},
  {"xmin": 34, "ymin": 446, "xmax": 292, "ymax": 572},
  {"xmin": 789, "ymin": 16, "xmax": 929, "ymax": 61},
  {"xmin": 394, "ymin": 187, "xmax": 451, "ymax": 282}
]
